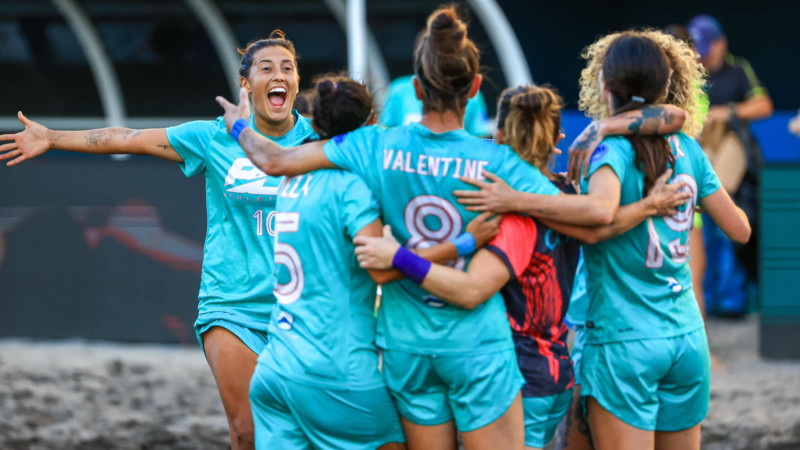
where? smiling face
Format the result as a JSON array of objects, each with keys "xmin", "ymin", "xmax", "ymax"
[{"xmin": 241, "ymin": 45, "xmax": 299, "ymax": 128}]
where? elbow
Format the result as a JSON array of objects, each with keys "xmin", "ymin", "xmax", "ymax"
[
  {"xmin": 580, "ymin": 233, "xmax": 600, "ymax": 245},
  {"xmin": 460, "ymin": 288, "xmax": 488, "ymax": 310},
  {"xmin": 671, "ymin": 108, "xmax": 687, "ymax": 129},
  {"xmin": 369, "ymin": 270, "xmax": 395, "ymax": 286},
  {"xmin": 592, "ymin": 206, "xmax": 616, "ymax": 227},
  {"xmin": 733, "ymin": 223, "xmax": 752, "ymax": 245}
]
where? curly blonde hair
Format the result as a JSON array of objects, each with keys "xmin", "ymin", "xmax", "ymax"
[{"xmin": 578, "ymin": 29, "xmax": 706, "ymax": 137}]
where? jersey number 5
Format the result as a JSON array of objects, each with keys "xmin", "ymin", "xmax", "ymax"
[{"xmin": 274, "ymin": 212, "xmax": 303, "ymax": 304}]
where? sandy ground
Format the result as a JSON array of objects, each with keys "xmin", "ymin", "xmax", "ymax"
[{"xmin": 0, "ymin": 316, "xmax": 798, "ymax": 450}]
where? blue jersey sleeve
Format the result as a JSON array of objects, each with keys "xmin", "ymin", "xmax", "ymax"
[
  {"xmin": 580, "ymin": 138, "xmax": 629, "ymax": 192},
  {"xmin": 338, "ymin": 172, "xmax": 381, "ymax": 240},
  {"xmin": 497, "ymin": 146, "xmax": 561, "ymax": 196},
  {"xmin": 322, "ymin": 126, "xmax": 379, "ymax": 181},
  {"xmin": 166, "ymin": 118, "xmax": 221, "ymax": 177}
]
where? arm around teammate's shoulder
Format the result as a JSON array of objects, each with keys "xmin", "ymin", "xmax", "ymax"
[
  {"xmin": 0, "ymin": 111, "xmax": 181, "ymax": 165},
  {"xmin": 699, "ymin": 188, "xmax": 751, "ymax": 244}
]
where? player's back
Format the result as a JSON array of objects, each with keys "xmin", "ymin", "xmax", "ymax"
[
  {"xmin": 581, "ymin": 132, "xmax": 721, "ymax": 344},
  {"xmin": 323, "ymin": 123, "xmax": 561, "ymax": 355},
  {"xmin": 259, "ymin": 168, "xmax": 383, "ymax": 390}
]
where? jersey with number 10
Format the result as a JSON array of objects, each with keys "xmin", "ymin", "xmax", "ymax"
[
  {"xmin": 580, "ymin": 132, "xmax": 721, "ymax": 344},
  {"xmin": 166, "ymin": 113, "xmax": 316, "ymax": 334},
  {"xmin": 323, "ymin": 123, "xmax": 560, "ymax": 355},
  {"xmin": 258, "ymin": 170, "xmax": 383, "ymax": 390}
]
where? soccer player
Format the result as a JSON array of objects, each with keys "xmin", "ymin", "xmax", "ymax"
[
  {"xmin": 0, "ymin": 30, "xmax": 312, "ymax": 450},
  {"xmin": 353, "ymin": 84, "xmax": 690, "ymax": 450},
  {"xmin": 565, "ymin": 32, "xmax": 748, "ymax": 450}
]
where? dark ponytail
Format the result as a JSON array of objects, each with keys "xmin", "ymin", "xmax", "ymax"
[
  {"xmin": 311, "ymin": 74, "xmax": 373, "ymax": 139},
  {"xmin": 413, "ymin": 5, "xmax": 480, "ymax": 114},
  {"xmin": 603, "ymin": 33, "xmax": 674, "ymax": 195}
]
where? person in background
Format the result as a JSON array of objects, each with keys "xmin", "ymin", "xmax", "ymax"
[
  {"xmin": 688, "ymin": 14, "xmax": 772, "ymax": 317},
  {"xmin": 379, "ymin": 74, "xmax": 491, "ymax": 137},
  {"xmin": 790, "ymin": 110, "xmax": 800, "ymax": 138}
]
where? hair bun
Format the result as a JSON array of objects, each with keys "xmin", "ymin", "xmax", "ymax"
[
  {"xmin": 510, "ymin": 91, "xmax": 547, "ymax": 114},
  {"xmin": 316, "ymin": 79, "xmax": 335, "ymax": 97},
  {"xmin": 427, "ymin": 8, "xmax": 466, "ymax": 53},
  {"xmin": 268, "ymin": 29, "xmax": 286, "ymax": 40}
]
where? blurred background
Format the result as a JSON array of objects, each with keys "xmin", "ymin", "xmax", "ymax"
[{"xmin": 0, "ymin": 0, "xmax": 798, "ymax": 349}]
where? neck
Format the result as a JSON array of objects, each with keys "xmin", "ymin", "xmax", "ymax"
[
  {"xmin": 419, "ymin": 108, "xmax": 465, "ymax": 133},
  {"xmin": 253, "ymin": 111, "xmax": 296, "ymax": 137}
]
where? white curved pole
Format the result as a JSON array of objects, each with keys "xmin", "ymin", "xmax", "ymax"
[
  {"xmin": 321, "ymin": 0, "xmax": 390, "ymax": 102},
  {"xmin": 49, "ymin": 0, "xmax": 126, "ymax": 127},
  {"xmin": 183, "ymin": 0, "xmax": 241, "ymax": 99},
  {"xmin": 466, "ymin": 0, "xmax": 533, "ymax": 86}
]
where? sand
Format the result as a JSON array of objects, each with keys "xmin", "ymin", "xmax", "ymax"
[{"xmin": 0, "ymin": 316, "xmax": 798, "ymax": 450}]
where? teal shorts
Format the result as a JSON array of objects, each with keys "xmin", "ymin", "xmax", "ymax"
[
  {"xmin": 523, "ymin": 389, "xmax": 573, "ymax": 448},
  {"xmin": 571, "ymin": 326, "xmax": 586, "ymax": 386},
  {"xmin": 195, "ymin": 319, "xmax": 269, "ymax": 356},
  {"xmin": 581, "ymin": 327, "xmax": 710, "ymax": 431},
  {"xmin": 249, "ymin": 363, "xmax": 405, "ymax": 449},
  {"xmin": 382, "ymin": 348, "xmax": 524, "ymax": 432}
]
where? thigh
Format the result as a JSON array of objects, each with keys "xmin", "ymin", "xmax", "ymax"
[
  {"xmin": 654, "ymin": 424, "xmax": 701, "ymax": 450},
  {"xmin": 461, "ymin": 392, "xmax": 524, "ymax": 450},
  {"xmin": 248, "ymin": 365, "xmax": 311, "ymax": 450},
  {"xmin": 382, "ymin": 350, "xmax": 453, "ymax": 427},
  {"xmin": 438, "ymin": 349, "xmax": 525, "ymax": 433},
  {"xmin": 554, "ymin": 385, "xmax": 593, "ymax": 450},
  {"xmin": 587, "ymin": 397, "xmax": 654, "ymax": 450},
  {"xmin": 656, "ymin": 329, "xmax": 711, "ymax": 432},
  {"xmin": 202, "ymin": 326, "xmax": 259, "ymax": 422},
  {"xmin": 400, "ymin": 417, "xmax": 458, "ymax": 450}
]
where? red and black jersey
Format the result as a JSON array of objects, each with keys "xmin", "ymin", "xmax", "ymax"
[{"xmin": 484, "ymin": 182, "xmax": 581, "ymax": 397}]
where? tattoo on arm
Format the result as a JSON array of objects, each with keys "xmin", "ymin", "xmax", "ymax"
[
  {"xmin": 86, "ymin": 130, "xmax": 113, "ymax": 147},
  {"xmin": 120, "ymin": 129, "xmax": 142, "ymax": 143},
  {"xmin": 628, "ymin": 106, "xmax": 669, "ymax": 135},
  {"xmin": 573, "ymin": 124, "xmax": 599, "ymax": 151},
  {"xmin": 156, "ymin": 144, "xmax": 171, "ymax": 150}
]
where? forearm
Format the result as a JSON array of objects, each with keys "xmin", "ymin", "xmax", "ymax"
[
  {"xmin": 602, "ymin": 104, "xmax": 686, "ymax": 136},
  {"xmin": 419, "ymin": 264, "xmax": 489, "ymax": 309},
  {"xmin": 734, "ymin": 96, "xmax": 773, "ymax": 121},
  {"xmin": 239, "ymin": 127, "xmax": 285, "ymax": 173},
  {"xmin": 371, "ymin": 242, "xmax": 459, "ymax": 284},
  {"xmin": 510, "ymin": 192, "xmax": 616, "ymax": 226},
  {"xmin": 239, "ymin": 128, "xmax": 333, "ymax": 177},
  {"xmin": 540, "ymin": 198, "xmax": 655, "ymax": 244},
  {"xmin": 47, "ymin": 128, "xmax": 179, "ymax": 161}
]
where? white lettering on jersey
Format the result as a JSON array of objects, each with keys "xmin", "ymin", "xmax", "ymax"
[
  {"xmin": 383, "ymin": 149, "xmax": 488, "ymax": 180},
  {"xmin": 224, "ymin": 158, "xmax": 277, "ymax": 195}
]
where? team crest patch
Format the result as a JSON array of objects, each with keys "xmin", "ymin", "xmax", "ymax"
[
  {"xmin": 332, "ymin": 133, "xmax": 349, "ymax": 145},
  {"xmin": 590, "ymin": 144, "xmax": 609, "ymax": 164}
]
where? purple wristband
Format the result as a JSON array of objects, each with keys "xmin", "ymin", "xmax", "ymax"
[
  {"xmin": 230, "ymin": 118, "xmax": 247, "ymax": 141},
  {"xmin": 392, "ymin": 246, "xmax": 431, "ymax": 285}
]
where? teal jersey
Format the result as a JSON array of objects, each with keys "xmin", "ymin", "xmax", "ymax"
[
  {"xmin": 166, "ymin": 112, "xmax": 317, "ymax": 332},
  {"xmin": 579, "ymin": 132, "xmax": 721, "ymax": 343},
  {"xmin": 323, "ymin": 123, "xmax": 560, "ymax": 355},
  {"xmin": 379, "ymin": 75, "xmax": 491, "ymax": 137},
  {"xmin": 258, "ymin": 170, "xmax": 382, "ymax": 390},
  {"xmin": 565, "ymin": 255, "xmax": 588, "ymax": 327}
]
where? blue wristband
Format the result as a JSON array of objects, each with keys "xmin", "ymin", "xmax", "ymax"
[
  {"xmin": 392, "ymin": 246, "xmax": 431, "ymax": 285},
  {"xmin": 452, "ymin": 232, "xmax": 476, "ymax": 256},
  {"xmin": 230, "ymin": 118, "xmax": 248, "ymax": 141}
]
